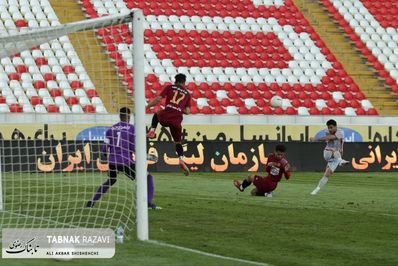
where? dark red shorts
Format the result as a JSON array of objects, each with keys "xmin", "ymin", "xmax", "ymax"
[
  {"xmin": 253, "ymin": 175, "xmax": 277, "ymax": 194},
  {"xmin": 157, "ymin": 109, "xmax": 183, "ymax": 142}
]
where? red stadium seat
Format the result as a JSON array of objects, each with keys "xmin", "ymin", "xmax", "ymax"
[
  {"xmin": 30, "ymin": 96, "xmax": 42, "ymax": 106},
  {"xmin": 66, "ymin": 97, "xmax": 79, "ymax": 105},
  {"xmin": 367, "ymin": 108, "xmax": 378, "ymax": 115},
  {"xmin": 16, "ymin": 65, "xmax": 28, "ymax": 73},
  {"xmin": 15, "ymin": 19, "xmax": 28, "ymax": 28},
  {"xmin": 86, "ymin": 89, "xmax": 98, "ymax": 98},
  {"xmin": 8, "ymin": 73, "xmax": 20, "ymax": 81},
  {"xmin": 70, "ymin": 81, "xmax": 83, "ymax": 89},
  {"xmin": 274, "ymin": 108, "xmax": 284, "ymax": 115},
  {"xmin": 286, "ymin": 107, "xmax": 297, "ymax": 115},
  {"xmin": 10, "ymin": 104, "xmax": 23, "ymax": 113},
  {"xmin": 202, "ymin": 106, "xmax": 213, "ymax": 114},
  {"xmin": 35, "ymin": 57, "xmax": 47, "ymax": 66},
  {"xmin": 47, "ymin": 104, "xmax": 59, "ymax": 113},
  {"xmin": 44, "ymin": 73, "xmax": 56, "ymax": 81},
  {"xmin": 34, "ymin": 81, "xmax": 46, "ymax": 89},
  {"xmin": 63, "ymin": 65, "xmax": 75, "ymax": 74},
  {"xmin": 50, "ymin": 89, "xmax": 62, "ymax": 97},
  {"xmin": 83, "ymin": 105, "xmax": 96, "ymax": 113}
]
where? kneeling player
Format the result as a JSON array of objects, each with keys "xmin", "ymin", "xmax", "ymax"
[{"xmin": 234, "ymin": 144, "xmax": 291, "ymax": 197}]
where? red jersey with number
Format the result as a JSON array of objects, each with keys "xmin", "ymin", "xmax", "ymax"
[
  {"xmin": 160, "ymin": 84, "xmax": 191, "ymax": 114},
  {"xmin": 265, "ymin": 153, "xmax": 291, "ymax": 182}
]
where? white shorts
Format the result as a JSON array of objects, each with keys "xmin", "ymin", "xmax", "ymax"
[{"xmin": 324, "ymin": 150, "xmax": 342, "ymax": 172}]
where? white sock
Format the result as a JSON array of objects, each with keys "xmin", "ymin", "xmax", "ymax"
[
  {"xmin": 150, "ymin": 128, "xmax": 155, "ymax": 132},
  {"xmin": 317, "ymin": 176, "xmax": 329, "ymax": 189},
  {"xmin": 179, "ymin": 156, "xmax": 183, "ymax": 160}
]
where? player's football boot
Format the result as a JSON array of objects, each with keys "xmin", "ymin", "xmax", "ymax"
[
  {"xmin": 264, "ymin": 192, "xmax": 273, "ymax": 198},
  {"xmin": 339, "ymin": 159, "xmax": 349, "ymax": 166},
  {"xmin": 179, "ymin": 159, "xmax": 190, "ymax": 176},
  {"xmin": 148, "ymin": 203, "xmax": 162, "ymax": 210},
  {"xmin": 86, "ymin": 201, "xmax": 94, "ymax": 208},
  {"xmin": 310, "ymin": 187, "xmax": 320, "ymax": 195},
  {"xmin": 233, "ymin": 180, "xmax": 244, "ymax": 192},
  {"xmin": 146, "ymin": 130, "xmax": 156, "ymax": 139}
]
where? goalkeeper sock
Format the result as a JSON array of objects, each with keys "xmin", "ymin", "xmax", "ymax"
[
  {"xmin": 241, "ymin": 179, "xmax": 252, "ymax": 190},
  {"xmin": 317, "ymin": 176, "xmax": 328, "ymax": 189},
  {"xmin": 147, "ymin": 174, "xmax": 154, "ymax": 205},
  {"xmin": 91, "ymin": 178, "xmax": 117, "ymax": 204}
]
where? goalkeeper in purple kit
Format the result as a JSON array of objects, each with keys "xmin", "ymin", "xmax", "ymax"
[{"xmin": 87, "ymin": 107, "xmax": 160, "ymax": 209}]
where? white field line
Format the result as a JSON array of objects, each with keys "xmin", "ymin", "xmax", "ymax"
[{"xmin": 147, "ymin": 239, "xmax": 273, "ymax": 266}]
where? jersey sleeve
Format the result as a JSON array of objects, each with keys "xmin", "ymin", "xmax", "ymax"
[
  {"xmin": 160, "ymin": 85, "xmax": 170, "ymax": 98},
  {"xmin": 265, "ymin": 154, "xmax": 273, "ymax": 173},
  {"xmin": 283, "ymin": 161, "xmax": 291, "ymax": 179},
  {"xmin": 335, "ymin": 130, "xmax": 344, "ymax": 139}
]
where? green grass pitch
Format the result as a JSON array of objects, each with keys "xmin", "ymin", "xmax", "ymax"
[{"xmin": 1, "ymin": 171, "xmax": 397, "ymax": 266}]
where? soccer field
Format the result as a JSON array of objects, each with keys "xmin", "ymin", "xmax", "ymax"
[{"xmin": 1, "ymin": 171, "xmax": 397, "ymax": 266}]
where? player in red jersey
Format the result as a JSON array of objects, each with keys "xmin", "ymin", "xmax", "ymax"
[
  {"xmin": 234, "ymin": 144, "xmax": 291, "ymax": 197},
  {"xmin": 146, "ymin": 73, "xmax": 191, "ymax": 175}
]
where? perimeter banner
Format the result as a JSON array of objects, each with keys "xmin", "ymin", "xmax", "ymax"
[{"xmin": 0, "ymin": 140, "xmax": 397, "ymax": 172}]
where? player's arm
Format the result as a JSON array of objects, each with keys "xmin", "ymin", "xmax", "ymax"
[
  {"xmin": 265, "ymin": 158, "xmax": 278, "ymax": 173},
  {"xmin": 310, "ymin": 135, "xmax": 337, "ymax": 142},
  {"xmin": 183, "ymin": 106, "xmax": 190, "ymax": 114},
  {"xmin": 146, "ymin": 95, "xmax": 162, "ymax": 109},
  {"xmin": 183, "ymin": 96, "xmax": 192, "ymax": 114},
  {"xmin": 284, "ymin": 163, "xmax": 291, "ymax": 180},
  {"xmin": 101, "ymin": 129, "xmax": 111, "ymax": 160},
  {"xmin": 147, "ymin": 86, "xmax": 169, "ymax": 109}
]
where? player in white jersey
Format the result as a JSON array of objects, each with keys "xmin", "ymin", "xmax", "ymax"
[{"xmin": 309, "ymin": 119, "xmax": 349, "ymax": 195}]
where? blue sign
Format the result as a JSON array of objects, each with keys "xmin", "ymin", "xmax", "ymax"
[
  {"xmin": 76, "ymin": 126, "xmax": 109, "ymax": 141},
  {"xmin": 314, "ymin": 127, "xmax": 363, "ymax": 142}
]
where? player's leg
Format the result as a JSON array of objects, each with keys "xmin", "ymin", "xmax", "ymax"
[
  {"xmin": 147, "ymin": 112, "xmax": 159, "ymax": 139},
  {"xmin": 170, "ymin": 124, "xmax": 190, "ymax": 176},
  {"xmin": 123, "ymin": 164, "xmax": 161, "ymax": 210},
  {"xmin": 86, "ymin": 164, "xmax": 118, "ymax": 207},
  {"xmin": 252, "ymin": 177, "xmax": 276, "ymax": 197},
  {"xmin": 310, "ymin": 166, "xmax": 333, "ymax": 195},
  {"xmin": 250, "ymin": 187, "xmax": 260, "ymax": 196},
  {"xmin": 147, "ymin": 173, "xmax": 162, "ymax": 210},
  {"xmin": 233, "ymin": 175, "xmax": 255, "ymax": 192}
]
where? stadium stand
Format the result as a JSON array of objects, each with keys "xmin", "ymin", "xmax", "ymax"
[
  {"xmin": 0, "ymin": 0, "xmax": 383, "ymax": 115},
  {"xmin": 322, "ymin": 0, "xmax": 398, "ymax": 113},
  {"xmin": 0, "ymin": 0, "xmax": 106, "ymax": 113},
  {"xmin": 78, "ymin": 0, "xmax": 378, "ymax": 115}
]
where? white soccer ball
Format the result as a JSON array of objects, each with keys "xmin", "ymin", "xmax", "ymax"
[{"xmin": 270, "ymin": 96, "xmax": 283, "ymax": 108}]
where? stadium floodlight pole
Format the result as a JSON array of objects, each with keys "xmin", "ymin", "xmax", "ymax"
[{"xmin": 132, "ymin": 9, "xmax": 149, "ymax": 241}]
